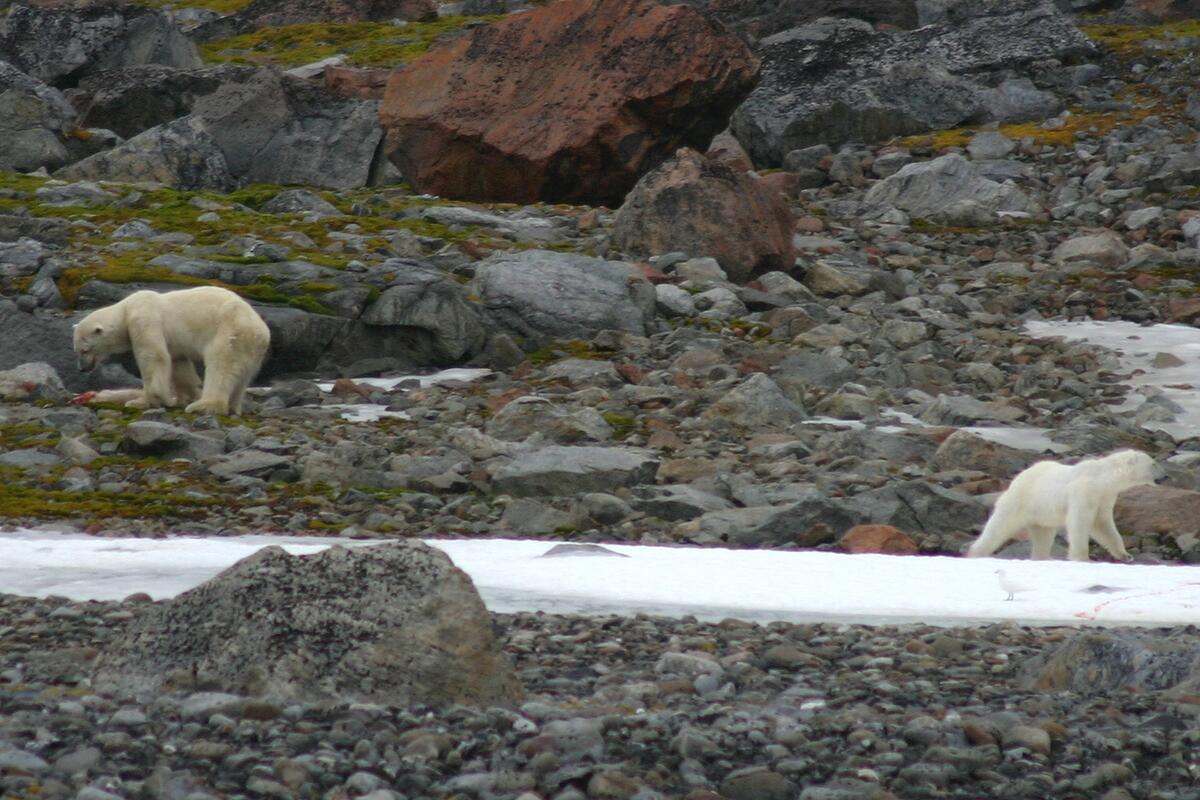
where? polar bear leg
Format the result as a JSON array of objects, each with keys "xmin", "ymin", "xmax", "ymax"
[
  {"xmin": 186, "ymin": 332, "xmax": 246, "ymax": 415},
  {"xmin": 1065, "ymin": 498, "xmax": 1095, "ymax": 562},
  {"xmin": 128, "ymin": 324, "xmax": 176, "ymax": 409},
  {"xmin": 967, "ymin": 505, "xmax": 1024, "ymax": 558},
  {"xmin": 171, "ymin": 358, "xmax": 203, "ymax": 407},
  {"xmin": 1091, "ymin": 501, "xmax": 1132, "ymax": 561},
  {"xmin": 1028, "ymin": 525, "xmax": 1057, "ymax": 560}
]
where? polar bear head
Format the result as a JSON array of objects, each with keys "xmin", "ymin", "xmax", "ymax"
[
  {"xmin": 73, "ymin": 304, "xmax": 130, "ymax": 372},
  {"xmin": 1091, "ymin": 449, "xmax": 1167, "ymax": 490}
]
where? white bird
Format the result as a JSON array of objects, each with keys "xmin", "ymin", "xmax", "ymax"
[{"xmin": 995, "ymin": 569, "xmax": 1030, "ymax": 601}]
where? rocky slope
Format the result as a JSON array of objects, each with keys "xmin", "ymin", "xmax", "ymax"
[{"xmin": 4, "ymin": 0, "xmax": 1200, "ymax": 797}]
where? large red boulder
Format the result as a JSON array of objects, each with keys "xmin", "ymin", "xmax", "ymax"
[
  {"xmin": 379, "ymin": 0, "xmax": 759, "ymax": 205},
  {"xmin": 611, "ymin": 148, "xmax": 795, "ymax": 283}
]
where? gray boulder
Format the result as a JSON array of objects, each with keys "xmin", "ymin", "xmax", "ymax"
[
  {"xmin": 0, "ymin": 2, "xmax": 200, "ymax": 86},
  {"xmin": 684, "ymin": 493, "xmax": 867, "ymax": 547},
  {"xmin": 703, "ymin": 373, "xmax": 807, "ymax": 430},
  {"xmin": 350, "ymin": 260, "xmax": 487, "ymax": 364},
  {"xmin": 471, "ymin": 250, "xmax": 655, "ymax": 348},
  {"xmin": 121, "ymin": 422, "xmax": 225, "ymax": 461},
  {"xmin": 855, "ymin": 481, "xmax": 987, "ymax": 537},
  {"xmin": 190, "ymin": 67, "xmax": 385, "ymax": 190},
  {"xmin": 863, "ymin": 154, "xmax": 1040, "ymax": 224},
  {"xmin": 55, "ymin": 116, "xmax": 234, "ymax": 191},
  {"xmin": 491, "ymin": 446, "xmax": 659, "ymax": 497},
  {"xmin": 92, "ymin": 542, "xmax": 522, "ymax": 706},
  {"xmin": 731, "ymin": 1, "xmax": 1092, "ymax": 163},
  {"xmin": 74, "ymin": 64, "xmax": 247, "ymax": 139},
  {"xmin": 0, "ymin": 60, "xmax": 75, "ymax": 172},
  {"xmin": 486, "ymin": 398, "xmax": 613, "ymax": 444},
  {"xmin": 1020, "ymin": 631, "xmax": 1200, "ymax": 697}
]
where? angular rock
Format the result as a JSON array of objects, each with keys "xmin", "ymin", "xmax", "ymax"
[
  {"xmin": 931, "ymin": 430, "xmax": 1036, "ymax": 478},
  {"xmin": 379, "ymin": 0, "xmax": 759, "ymax": 204},
  {"xmin": 0, "ymin": 60, "xmax": 75, "ymax": 172},
  {"xmin": 73, "ymin": 64, "xmax": 246, "ymax": 139},
  {"xmin": 731, "ymin": 2, "xmax": 1092, "ymax": 163},
  {"xmin": 684, "ymin": 494, "xmax": 865, "ymax": 547},
  {"xmin": 485, "ymin": 398, "xmax": 613, "ymax": 444},
  {"xmin": 611, "ymin": 149, "xmax": 795, "ymax": 284},
  {"xmin": 121, "ymin": 422, "xmax": 225, "ymax": 461},
  {"xmin": 1020, "ymin": 631, "xmax": 1200, "ymax": 696},
  {"xmin": 0, "ymin": 3, "xmax": 200, "ymax": 86},
  {"xmin": 353, "ymin": 261, "xmax": 486, "ymax": 363},
  {"xmin": 470, "ymin": 250, "xmax": 654, "ymax": 348},
  {"xmin": 630, "ymin": 484, "xmax": 734, "ymax": 521},
  {"xmin": 864, "ymin": 154, "xmax": 1039, "ymax": 223},
  {"xmin": 55, "ymin": 117, "xmax": 234, "ymax": 191},
  {"xmin": 491, "ymin": 446, "xmax": 659, "ymax": 497},
  {"xmin": 1052, "ymin": 229, "xmax": 1130, "ymax": 271},
  {"xmin": 92, "ymin": 542, "xmax": 522, "ymax": 706},
  {"xmin": 191, "ymin": 67, "xmax": 386, "ymax": 190},
  {"xmin": 699, "ymin": 0, "xmax": 919, "ymax": 40},
  {"xmin": 855, "ymin": 481, "xmax": 988, "ymax": 537},
  {"xmin": 703, "ymin": 373, "xmax": 807, "ymax": 430}
]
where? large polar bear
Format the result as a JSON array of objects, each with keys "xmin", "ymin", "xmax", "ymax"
[
  {"xmin": 967, "ymin": 449, "xmax": 1166, "ymax": 562},
  {"xmin": 73, "ymin": 286, "xmax": 271, "ymax": 415}
]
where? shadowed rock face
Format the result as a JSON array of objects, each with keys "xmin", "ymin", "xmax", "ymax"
[
  {"xmin": 379, "ymin": 0, "xmax": 759, "ymax": 205},
  {"xmin": 92, "ymin": 542, "xmax": 523, "ymax": 707}
]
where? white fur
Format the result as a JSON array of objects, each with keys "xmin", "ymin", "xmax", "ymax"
[
  {"xmin": 73, "ymin": 287, "xmax": 271, "ymax": 415},
  {"xmin": 967, "ymin": 449, "xmax": 1165, "ymax": 562}
]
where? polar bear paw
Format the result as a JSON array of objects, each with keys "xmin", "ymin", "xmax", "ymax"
[{"xmin": 185, "ymin": 399, "xmax": 228, "ymax": 415}]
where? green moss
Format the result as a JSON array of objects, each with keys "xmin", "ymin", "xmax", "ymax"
[
  {"xmin": 0, "ymin": 170, "xmax": 50, "ymax": 194},
  {"xmin": 58, "ymin": 255, "xmax": 337, "ymax": 315},
  {"xmin": 0, "ymin": 422, "xmax": 61, "ymax": 450},
  {"xmin": 601, "ymin": 412, "xmax": 637, "ymax": 440},
  {"xmin": 200, "ymin": 17, "xmax": 501, "ymax": 68},
  {"xmin": 1083, "ymin": 20, "xmax": 1200, "ymax": 57},
  {"xmin": 0, "ymin": 467, "xmax": 214, "ymax": 521}
]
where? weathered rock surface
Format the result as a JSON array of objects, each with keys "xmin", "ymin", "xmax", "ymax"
[
  {"xmin": 93, "ymin": 543, "xmax": 522, "ymax": 706},
  {"xmin": 612, "ymin": 149, "xmax": 795, "ymax": 284},
  {"xmin": 491, "ymin": 446, "xmax": 659, "ymax": 497},
  {"xmin": 731, "ymin": 1, "xmax": 1093, "ymax": 163},
  {"xmin": 1020, "ymin": 630, "xmax": 1200, "ymax": 696},
  {"xmin": 0, "ymin": 2, "xmax": 200, "ymax": 87},
  {"xmin": 379, "ymin": 0, "xmax": 759, "ymax": 204},
  {"xmin": 55, "ymin": 116, "xmax": 234, "ymax": 191},
  {"xmin": 863, "ymin": 153, "xmax": 1040, "ymax": 223},
  {"xmin": 471, "ymin": 250, "xmax": 655, "ymax": 347},
  {"xmin": 0, "ymin": 60, "xmax": 76, "ymax": 172}
]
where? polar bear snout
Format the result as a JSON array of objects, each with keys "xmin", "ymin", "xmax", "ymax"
[{"xmin": 76, "ymin": 352, "xmax": 98, "ymax": 372}]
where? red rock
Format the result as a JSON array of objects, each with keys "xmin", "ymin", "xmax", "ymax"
[
  {"xmin": 331, "ymin": 377, "xmax": 370, "ymax": 397},
  {"xmin": 324, "ymin": 65, "xmax": 391, "ymax": 99},
  {"xmin": 793, "ymin": 215, "xmax": 825, "ymax": 233},
  {"xmin": 611, "ymin": 149, "xmax": 795, "ymax": 284},
  {"xmin": 838, "ymin": 524, "xmax": 920, "ymax": 555},
  {"xmin": 615, "ymin": 363, "xmax": 645, "ymax": 384},
  {"xmin": 755, "ymin": 170, "xmax": 799, "ymax": 198},
  {"xmin": 379, "ymin": 0, "xmax": 759, "ymax": 205},
  {"xmin": 1115, "ymin": 485, "xmax": 1200, "ymax": 546},
  {"xmin": 705, "ymin": 129, "xmax": 754, "ymax": 172}
]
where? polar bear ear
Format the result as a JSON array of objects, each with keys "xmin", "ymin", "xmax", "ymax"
[{"xmin": 92, "ymin": 324, "xmax": 104, "ymax": 334}]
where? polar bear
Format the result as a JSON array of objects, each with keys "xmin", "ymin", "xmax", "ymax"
[
  {"xmin": 73, "ymin": 286, "xmax": 271, "ymax": 415},
  {"xmin": 967, "ymin": 449, "xmax": 1166, "ymax": 562}
]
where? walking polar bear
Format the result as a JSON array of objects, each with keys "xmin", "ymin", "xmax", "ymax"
[
  {"xmin": 73, "ymin": 286, "xmax": 271, "ymax": 416},
  {"xmin": 967, "ymin": 449, "xmax": 1166, "ymax": 562}
]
